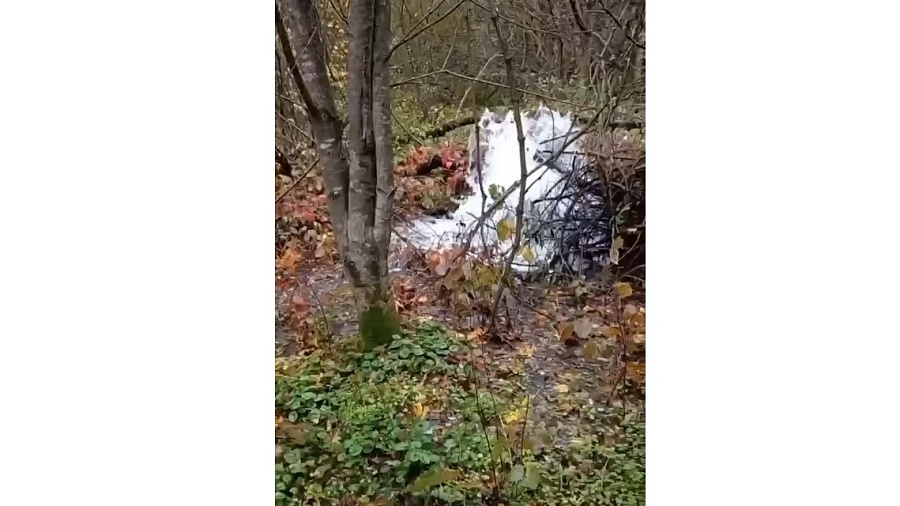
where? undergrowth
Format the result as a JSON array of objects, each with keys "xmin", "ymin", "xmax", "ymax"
[{"xmin": 275, "ymin": 322, "xmax": 644, "ymax": 505}]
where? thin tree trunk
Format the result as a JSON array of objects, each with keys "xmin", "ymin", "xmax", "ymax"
[
  {"xmin": 346, "ymin": 0, "xmax": 400, "ymax": 348},
  {"xmin": 276, "ymin": 0, "xmax": 349, "ymax": 256}
]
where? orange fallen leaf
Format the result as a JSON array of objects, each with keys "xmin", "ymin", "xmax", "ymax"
[
  {"xmin": 625, "ymin": 362, "xmax": 645, "ymax": 384},
  {"xmin": 557, "ymin": 322, "xmax": 576, "ymax": 343}
]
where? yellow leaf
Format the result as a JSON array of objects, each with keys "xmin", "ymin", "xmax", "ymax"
[
  {"xmin": 557, "ymin": 322, "xmax": 575, "ymax": 343},
  {"xmin": 555, "ymin": 384, "xmax": 570, "ymax": 394},
  {"xmin": 626, "ymin": 362, "xmax": 646, "ymax": 384},
  {"xmin": 504, "ymin": 397, "xmax": 531, "ymax": 424},
  {"xmin": 280, "ymin": 248, "xmax": 301, "ymax": 270},
  {"xmin": 521, "ymin": 245, "xmax": 536, "ymax": 263},
  {"xmin": 497, "ymin": 218, "xmax": 515, "ymax": 242},
  {"xmin": 584, "ymin": 341, "xmax": 601, "ymax": 360},
  {"xmin": 600, "ymin": 325, "xmax": 622, "ymax": 339},
  {"xmin": 504, "ymin": 407, "xmax": 523, "ymax": 424},
  {"xmin": 615, "ymin": 282, "xmax": 633, "ymax": 298},
  {"xmin": 412, "ymin": 401, "xmax": 429, "ymax": 419}
]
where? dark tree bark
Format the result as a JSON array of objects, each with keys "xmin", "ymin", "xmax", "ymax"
[{"xmin": 277, "ymin": 0, "xmax": 400, "ymax": 349}]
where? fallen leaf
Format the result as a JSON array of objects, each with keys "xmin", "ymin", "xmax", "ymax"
[
  {"xmin": 600, "ymin": 325, "xmax": 622, "ymax": 339},
  {"xmin": 412, "ymin": 401, "xmax": 429, "ymax": 419},
  {"xmin": 584, "ymin": 341, "xmax": 601, "ymax": 360},
  {"xmin": 291, "ymin": 293, "xmax": 308, "ymax": 309},
  {"xmin": 280, "ymin": 248, "xmax": 301, "ymax": 270},
  {"xmin": 555, "ymin": 384, "xmax": 570, "ymax": 394},
  {"xmin": 615, "ymin": 282, "xmax": 633, "ymax": 298},
  {"xmin": 517, "ymin": 343, "xmax": 535, "ymax": 358},
  {"xmin": 626, "ymin": 362, "xmax": 646, "ymax": 384},
  {"xmin": 276, "ymin": 421, "xmax": 310, "ymax": 444},
  {"xmin": 557, "ymin": 322, "xmax": 575, "ymax": 343},
  {"xmin": 573, "ymin": 318, "xmax": 592, "ymax": 338},
  {"xmin": 409, "ymin": 468, "xmax": 461, "ymax": 492},
  {"xmin": 468, "ymin": 327, "xmax": 486, "ymax": 342}
]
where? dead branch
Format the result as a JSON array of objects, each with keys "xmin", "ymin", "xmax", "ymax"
[{"xmin": 393, "ymin": 114, "xmax": 481, "ymax": 145}]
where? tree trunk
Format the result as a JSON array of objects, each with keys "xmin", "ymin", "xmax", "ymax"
[
  {"xmin": 345, "ymin": 0, "xmax": 400, "ymax": 348},
  {"xmin": 277, "ymin": 0, "xmax": 399, "ymax": 349}
]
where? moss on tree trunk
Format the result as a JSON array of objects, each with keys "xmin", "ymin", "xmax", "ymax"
[{"xmin": 356, "ymin": 286, "xmax": 401, "ymax": 350}]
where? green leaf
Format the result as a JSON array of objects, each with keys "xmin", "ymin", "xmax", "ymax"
[
  {"xmin": 522, "ymin": 463, "xmax": 542, "ymax": 489},
  {"xmin": 509, "ymin": 464, "xmax": 525, "ymax": 484},
  {"xmin": 348, "ymin": 443, "xmax": 362, "ymax": 456},
  {"xmin": 311, "ymin": 463, "xmax": 331, "ymax": 478}
]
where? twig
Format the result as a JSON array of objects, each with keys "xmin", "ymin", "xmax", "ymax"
[
  {"xmin": 390, "ymin": 111, "xmax": 424, "ymax": 146},
  {"xmin": 388, "ymin": 0, "xmax": 466, "ymax": 58},
  {"xmin": 597, "ymin": 0, "xmax": 645, "ymax": 49},
  {"xmin": 389, "ymin": 223, "xmax": 429, "ymax": 266},
  {"xmin": 303, "ymin": 271, "xmax": 331, "ymax": 337},
  {"xmin": 456, "ymin": 54, "xmax": 500, "ymax": 116},
  {"xmin": 276, "ymin": 158, "xmax": 320, "ymax": 204},
  {"xmin": 275, "ymin": 108, "xmax": 315, "ymax": 143},
  {"xmin": 486, "ymin": 0, "xmax": 529, "ymax": 335},
  {"xmin": 465, "ymin": 340, "xmax": 500, "ymax": 492},
  {"xmin": 327, "ymin": 0, "xmax": 348, "ymax": 26}
]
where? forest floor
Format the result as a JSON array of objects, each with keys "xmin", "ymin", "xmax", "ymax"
[{"xmin": 275, "ymin": 138, "xmax": 645, "ymax": 505}]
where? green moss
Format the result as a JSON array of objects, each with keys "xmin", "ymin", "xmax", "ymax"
[{"xmin": 358, "ymin": 302, "xmax": 401, "ymax": 350}]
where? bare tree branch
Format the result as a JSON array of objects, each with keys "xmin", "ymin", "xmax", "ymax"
[{"xmin": 388, "ymin": 0, "xmax": 466, "ymax": 58}]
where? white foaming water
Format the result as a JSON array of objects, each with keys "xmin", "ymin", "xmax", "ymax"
[{"xmin": 400, "ymin": 106, "xmax": 588, "ymax": 272}]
